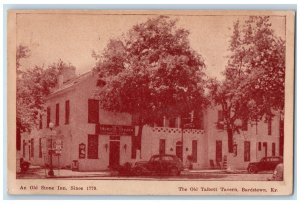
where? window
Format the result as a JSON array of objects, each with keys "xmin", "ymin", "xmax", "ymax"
[
  {"xmin": 39, "ymin": 138, "xmax": 42, "ymax": 158},
  {"xmin": 216, "ymin": 140, "xmax": 222, "ymax": 162},
  {"xmin": 55, "ymin": 103, "xmax": 59, "ymax": 126},
  {"xmin": 30, "ymin": 138, "xmax": 34, "ymax": 158},
  {"xmin": 198, "ymin": 111, "xmax": 204, "ymax": 130},
  {"xmin": 65, "ymin": 100, "xmax": 70, "ymax": 124},
  {"xmin": 87, "ymin": 134, "xmax": 98, "ymax": 159},
  {"xmin": 39, "ymin": 114, "xmax": 43, "ymax": 129},
  {"xmin": 169, "ymin": 117, "xmax": 176, "ymax": 128},
  {"xmin": 242, "ymin": 119, "xmax": 248, "ymax": 131},
  {"xmin": 218, "ymin": 110, "xmax": 224, "ymax": 121},
  {"xmin": 268, "ymin": 118, "xmax": 272, "ymax": 135},
  {"xmin": 192, "ymin": 140, "xmax": 198, "ymax": 162},
  {"xmin": 244, "ymin": 141, "xmax": 251, "ymax": 162},
  {"xmin": 217, "ymin": 110, "xmax": 224, "ymax": 129},
  {"xmin": 258, "ymin": 142, "xmax": 262, "ymax": 151},
  {"xmin": 159, "ymin": 139, "xmax": 166, "ymax": 155},
  {"xmin": 88, "ymin": 99, "xmax": 99, "ymax": 123},
  {"xmin": 46, "ymin": 107, "xmax": 51, "ymax": 128},
  {"xmin": 272, "ymin": 143, "xmax": 276, "ymax": 156}
]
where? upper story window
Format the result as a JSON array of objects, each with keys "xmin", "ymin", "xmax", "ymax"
[
  {"xmin": 88, "ymin": 99, "xmax": 99, "ymax": 123},
  {"xmin": 65, "ymin": 100, "xmax": 70, "ymax": 124},
  {"xmin": 46, "ymin": 107, "xmax": 51, "ymax": 128},
  {"xmin": 55, "ymin": 103, "xmax": 60, "ymax": 126},
  {"xmin": 218, "ymin": 110, "xmax": 224, "ymax": 121},
  {"xmin": 169, "ymin": 117, "xmax": 176, "ymax": 128},
  {"xmin": 268, "ymin": 118, "xmax": 272, "ymax": 135},
  {"xmin": 217, "ymin": 110, "xmax": 224, "ymax": 129},
  {"xmin": 242, "ymin": 118, "xmax": 248, "ymax": 131}
]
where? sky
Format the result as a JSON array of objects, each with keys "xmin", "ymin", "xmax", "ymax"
[{"xmin": 16, "ymin": 12, "xmax": 286, "ymax": 79}]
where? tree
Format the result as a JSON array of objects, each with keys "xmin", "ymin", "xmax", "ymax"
[
  {"xmin": 94, "ymin": 16, "xmax": 207, "ymax": 157},
  {"xmin": 208, "ymin": 16, "xmax": 285, "ymax": 153},
  {"xmin": 17, "ymin": 55, "xmax": 75, "ymax": 133}
]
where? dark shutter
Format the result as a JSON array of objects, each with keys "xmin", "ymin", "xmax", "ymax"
[
  {"xmin": 47, "ymin": 107, "xmax": 50, "ymax": 128},
  {"xmin": 39, "ymin": 138, "xmax": 42, "ymax": 158},
  {"xmin": 268, "ymin": 119, "xmax": 272, "ymax": 135},
  {"xmin": 55, "ymin": 103, "xmax": 59, "ymax": 126},
  {"xmin": 272, "ymin": 143, "xmax": 276, "ymax": 156},
  {"xmin": 88, "ymin": 99, "xmax": 99, "ymax": 123},
  {"xmin": 30, "ymin": 138, "xmax": 34, "ymax": 158},
  {"xmin": 65, "ymin": 100, "xmax": 70, "ymax": 124},
  {"xmin": 192, "ymin": 140, "xmax": 198, "ymax": 162},
  {"xmin": 242, "ymin": 119, "xmax": 248, "ymax": 131},
  {"xmin": 216, "ymin": 140, "xmax": 222, "ymax": 162},
  {"xmin": 244, "ymin": 141, "xmax": 251, "ymax": 162},
  {"xmin": 87, "ymin": 134, "xmax": 98, "ymax": 159},
  {"xmin": 159, "ymin": 139, "xmax": 166, "ymax": 155}
]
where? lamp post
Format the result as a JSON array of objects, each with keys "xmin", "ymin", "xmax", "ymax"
[{"xmin": 48, "ymin": 122, "xmax": 55, "ymax": 176}]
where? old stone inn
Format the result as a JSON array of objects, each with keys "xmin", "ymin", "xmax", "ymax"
[{"xmin": 20, "ymin": 69, "xmax": 283, "ymax": 172}]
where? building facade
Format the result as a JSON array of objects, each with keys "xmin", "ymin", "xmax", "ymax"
[{"xmin": 20, "ymin": 70, "xmax": 282, "ymax": 171}]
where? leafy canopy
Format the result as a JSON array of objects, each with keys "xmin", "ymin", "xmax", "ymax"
[{"xmin": 94, "ymin": 16, "xmax": 207, "ymax": 125}]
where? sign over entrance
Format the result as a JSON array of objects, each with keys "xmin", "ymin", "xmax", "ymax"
[{"xmin": 95, "ymin": 124, "xmax": 134, "ymax": 136}]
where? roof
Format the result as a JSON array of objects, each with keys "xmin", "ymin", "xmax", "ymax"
[{"xmin": 47, "ymin": 70, "xmax": 95, "ymax": 98}]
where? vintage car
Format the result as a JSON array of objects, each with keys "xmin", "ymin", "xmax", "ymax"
[
  {"xmin": 247, "ymin": 156, "xmax": 283, "ymax": 174},
  {"xmin": 115, "ymin": 154, "xmax": 185, "ymax": 176},
  {"xmin": 131, "ymin": 154, "xmax": 184, "ymax": 176}
]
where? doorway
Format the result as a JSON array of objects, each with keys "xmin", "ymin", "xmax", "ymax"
[
  {"xmin": 109, "ymin": 140, "xmax": 120, "ymax": 168},
  {"xmin": 176, "ymin": 141, "xmax": 183, "ymax": 160}
]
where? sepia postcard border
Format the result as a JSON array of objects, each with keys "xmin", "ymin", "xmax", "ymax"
[{"xmin": 7, "ymin": 9, "xmax": 295, "ymax": 196}]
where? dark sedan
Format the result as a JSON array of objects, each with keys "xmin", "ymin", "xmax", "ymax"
[
  {"xmin": 247, "ymin": 156, "xmax": 283, "ymax": 174},
  {"xmin": 132, "ymin": 154, "xmax": 184, "ymax": 176}
]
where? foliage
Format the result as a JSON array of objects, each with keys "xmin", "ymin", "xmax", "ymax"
[
  {"xmin": 16, "ymin": 49, "xmax": 75, "ymax": 132},
  {"xmin": 208, "ymin": 16, "xmax": 285, "ymax": 153},
  {"xmin": 94, "ymin": 16, "xmax": 208, "ymax": 152}
]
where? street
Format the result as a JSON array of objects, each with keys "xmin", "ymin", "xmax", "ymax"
[{"xmin": 17, "ymin": 166, "xmax": 273, "ymax": 181}]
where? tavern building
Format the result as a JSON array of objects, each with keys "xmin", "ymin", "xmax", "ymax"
[{"xmin": 20, "ymin": 69, "xmax": 282, "ymax": 171}]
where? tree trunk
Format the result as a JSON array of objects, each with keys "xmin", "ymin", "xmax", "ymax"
[
  {"xmin": 136, "ymin": 124, "xmax": 144, "ymax": 159},
  {"xmin": 227, "ymin": 128, "xmax": 234, "ymax": 153}
]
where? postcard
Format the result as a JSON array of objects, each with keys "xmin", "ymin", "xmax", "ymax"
[{"xmin": 7, "ymin": 10, "xmax": 295, "ymax": 195}]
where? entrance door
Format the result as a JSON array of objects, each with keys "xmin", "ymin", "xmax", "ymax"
[
  {"xmin": 176, "ymin": 141, "xmax": 183, "ymax": 160},
  {"xmin": 109, "ymin": 141, "xmax": 120, "ymax": 168}
]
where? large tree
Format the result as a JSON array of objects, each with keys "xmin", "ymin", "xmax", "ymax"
[
  {"xmin": 208, "ymin": 16, "xmax": 285, "ymax": 153},
  {"xmin": 17, "ymin": 52, "xmax": 75, "ymax": 133},
  {"xmin": 94, "ymin": 16, "xmax": 207, "ymax": 157}
]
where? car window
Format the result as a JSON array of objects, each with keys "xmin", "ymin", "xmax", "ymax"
[
  {"xmin": 152, "ymin": 156, "xmax": 160, "ymax": 161},
  {"xmin": 260, "ymin": 158, "xmax": 266, "ymax": 162},
  {"xmin": 162, "ymin": 156, "xmax": 173, "ymax": 161}
]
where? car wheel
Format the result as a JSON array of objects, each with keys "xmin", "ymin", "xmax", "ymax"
[
  {"xmin": 248, "ymin": 165, "xmax": 257, "ymax": 174},
  {"xmin": 134, "ymin": 167, "xmax": 143, "ymax": 176},
  {"xmin": 170, "ymin": 167, "xmax": 179, "ymax": 176}
]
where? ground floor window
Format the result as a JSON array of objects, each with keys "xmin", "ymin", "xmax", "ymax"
[
  {"xmin": 39, "ymin": 138, "xmax": 42, "ymax": 158},
  {"xmin": 272, "ymin": 142, "xmax": 276, "ymax": 156},
  {"xmin": 192, "ymin": 140, "xmax": 198, "ymax": 162},
  {"xmin": 87, "ymin": 134, "xmax": 98, "ymax": 159},
  {"xmin": 30, "ymin": 139, "xmax": 34, "ymax": 158},
  {"xmin": 216, "ymin": 140, "xmax": 222, "ymax": 162},
  {"xmin": 159, "ymin": 139, "xmax": 166, "ymax": 155},
  {"xmin": 22, "ymin": 139, "xmax": 26, "ymax": 157},
  {"xmin": 244, "ymin": 141, "xmax": 250, "ymax": 162}
]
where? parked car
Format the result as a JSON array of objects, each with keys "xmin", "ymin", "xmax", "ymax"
[
  {"xmin": 247, "ymin": 156, "xmax": 283, "ymax": 174},
  {"xmin": 268, "ymin": 163, "xmax": 283, "ymax": 181},
  {"xmin": 132, "ymin": 154, "xmax": 184, "ymax": 176}
]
